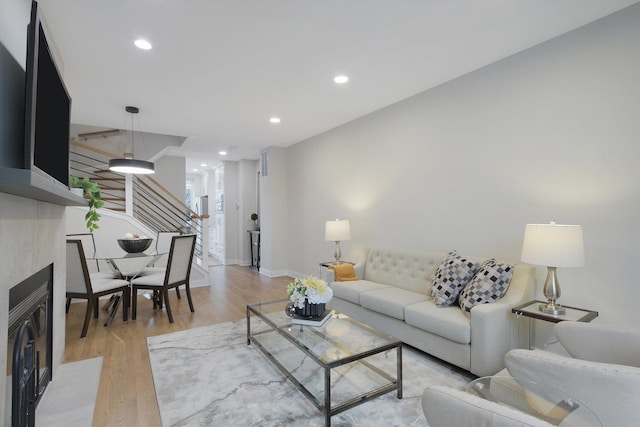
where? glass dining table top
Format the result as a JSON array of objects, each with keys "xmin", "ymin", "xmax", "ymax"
[
  {"xmin": 88, "ymin": 250, "xmax": 168, "ymax": 260},
  {"xmin": 87, "ymin": 250, "xmax": 169, "ymax": 279}
]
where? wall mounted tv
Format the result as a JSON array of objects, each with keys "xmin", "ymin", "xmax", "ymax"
[{"xmin": 24, "ymin": 0, "xmax": 72, "ymax": 188}]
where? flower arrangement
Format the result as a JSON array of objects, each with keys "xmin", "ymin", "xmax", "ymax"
[{"xmin": 287, "ymin": 276, "xmax": 333, "ymax": 309}]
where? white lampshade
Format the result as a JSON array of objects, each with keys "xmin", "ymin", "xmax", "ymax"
[
  {"xmin": 521, "ymin": 222, "xmax": 584, "ymax": 267},
  {"xmin": 325, "ymin": 219, "xmax": 351, "ymax": 242}
]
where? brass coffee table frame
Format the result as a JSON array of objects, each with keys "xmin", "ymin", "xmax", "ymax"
[{"xmin": 247, "ymin": 299, "xmax": 402, "ymax": 426}]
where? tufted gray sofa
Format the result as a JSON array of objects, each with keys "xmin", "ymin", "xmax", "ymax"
[{"xmin": 327, "ymin": 246, "xmax": 535, "ymax": 376}]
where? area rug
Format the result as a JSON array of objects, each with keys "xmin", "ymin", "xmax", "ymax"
[{"xmin": 148, "ymin": 319, "xmax": 473, "ymax": 426}]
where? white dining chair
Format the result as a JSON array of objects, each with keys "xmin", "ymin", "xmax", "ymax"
[
  {"xmin": 131, "ymin": 234, "xmax": 196, "ymax": 323},
  {"xmin": 66, "ymin": 232, "xmax": 113, "ymax": 276},
  {"xmin": 66, "ymin": 239, "xmax": 130, "ymax": 338},
  {"xmin": 139, "ymin": 230, "xmax": 183, "ymax": 298}
]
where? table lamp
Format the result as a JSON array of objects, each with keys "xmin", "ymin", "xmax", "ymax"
[
  {"xmin": 325, "ymin": 219, "xmax": 351, "ymax": 264},
  {"xmin": 521, "ymin": 221, "xmax": 584, "ymax": 315}
]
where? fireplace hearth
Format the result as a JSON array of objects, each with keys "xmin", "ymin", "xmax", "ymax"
[{"xmin": 6, "ymin": 264, "xmax": 53, "ymax": 426}]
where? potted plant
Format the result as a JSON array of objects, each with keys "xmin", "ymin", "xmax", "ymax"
[
  {"xmin": 250, "ymin": 212, "xmax": 259, "ymax": 230},
  {"xmin": 70, "ymin": 176, "xmax": 104, "ymax": 232}
]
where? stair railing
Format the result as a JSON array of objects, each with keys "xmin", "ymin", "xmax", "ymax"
[{"xmin": 133, "ymin": 175, "xmax": 206, "ymax": 261}]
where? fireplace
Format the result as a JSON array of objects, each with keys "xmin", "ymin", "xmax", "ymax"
[{"xmin": 6, "ymin": 264, "xmax": 53, "ymax": 425}]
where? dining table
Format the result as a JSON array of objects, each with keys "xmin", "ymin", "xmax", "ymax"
[{"xmin": 87, "ymin": 248, "xmax": 169, "ymax": 325}]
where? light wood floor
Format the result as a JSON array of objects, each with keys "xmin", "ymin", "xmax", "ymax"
[{"xmin": 63, "ymin": 265, "xmax": 290, "ymax": 427}]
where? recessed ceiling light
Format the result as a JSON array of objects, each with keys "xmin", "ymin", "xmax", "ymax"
[
  {"xmin": 269, "ymin": 117, "xmax": 281, "ymax": 124},
  {"xmin": 192, "ymin": 168, "xmax": 198, "ymax": 172},
  {"xmin": 200, "ymin": 163, "xmax": 207, "ymax": 167},
  {"xmin": 219, "ymin": 151, "xmax": 227, "ymax": 156},
  {"xmin": 134, "ymin": 39, "xmax": 152, "ymax": 50},
  {"xmin": 334, "ymin": 75, "xmax": 349, "ymax": 84}
]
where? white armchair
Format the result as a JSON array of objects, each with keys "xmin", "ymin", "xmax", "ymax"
[
  {"xmin": 422, "ymin": 322, "xmax": 640, "ymax": 426},
  {"xmin": 504, "ymin": 322, "xmax": 640, "ymax": 427},
  {"xmin": 422, "ymin": 385, "xmax": 554, "ymax": 427}
]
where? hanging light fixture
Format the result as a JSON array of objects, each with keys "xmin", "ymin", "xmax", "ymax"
[{"xmin": 109, "ymin": 106, "xmax": 155, "ymax": 174}]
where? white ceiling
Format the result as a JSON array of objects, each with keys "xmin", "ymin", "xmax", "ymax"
[{"xmin": 38, "ymin": 0, "xmax": 638, "ymax": 172}]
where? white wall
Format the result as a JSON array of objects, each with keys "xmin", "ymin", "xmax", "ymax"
[
  {"xmin": 0, "ymin": 0, "xmax": 30, "ymax": 67},
  {"xmin": 154, "ymin": 156, "xmax": 186, "ymax": 202},
  {"xmin": 260, "ymin": 147, "xmax": 289, "ymax": 276},
  {"xmin": 285, "ymin": 4, "xmax": 640, "ymax": 329},
  {"xmin": 206, "ymin": 170, "xmax": 216, "ymax": 215},
  {"xmin": 223, "ymin": 161, "xmax": 240, "ymax": 264},
  {"xmin": 238, "ymin": 160, "xmax": 258, "ymax": 264}
]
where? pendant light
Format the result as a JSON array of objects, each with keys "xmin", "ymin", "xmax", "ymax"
[{"xmin": 109, "ymin": 106, "xmax": 155, "ymax": 174}]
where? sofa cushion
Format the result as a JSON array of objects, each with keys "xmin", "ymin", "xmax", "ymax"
[
  {"xmin": 359, "ymin": 288, "xmax": 430, "ymax": 320},
  {"xmin": 459, "ymin": 259, "xmax": 514, "ymax": 312},
  {"xmin": 430, "ymin": 251, "xmax": 481, "ymax": 307},
  {"xmin": 405, "ymin": 300, "xmax": 471, "ymax": 344},
  {"xmin": 330, "ymin": 280, "xmax": 391, "ymax": 305}
]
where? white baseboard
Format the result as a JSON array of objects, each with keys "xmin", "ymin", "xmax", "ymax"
[
  {"xmin": 258, "ymin": 267, "xmax": 290, "ymax": 278},
  {"xmin": 189, "ymin": 278, "xmax": 209, "ymax": 288}
]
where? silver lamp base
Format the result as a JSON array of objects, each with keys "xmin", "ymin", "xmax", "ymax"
[
  {"xmin": 332, "ymin": 241, "xmax": 343, "ymax": 265},
  {"xmin": 539, "ymin": 266, "xmax": 566, "ymax": 315},
  {"xmin": 539, "ymin": 302, "xmax": 566, "ymax": 315}
]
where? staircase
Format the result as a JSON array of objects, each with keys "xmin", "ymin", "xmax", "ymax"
[{"xmin": 69, "ymin": 138, "xmax": 206, "ymax": 263}]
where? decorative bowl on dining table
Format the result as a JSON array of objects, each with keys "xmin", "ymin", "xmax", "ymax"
[{"xmin": 117, "ymin": 235, "xmax": 153, "ymax": 253}]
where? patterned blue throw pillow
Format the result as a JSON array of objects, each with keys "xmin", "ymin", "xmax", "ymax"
[{"xmin": 430, "ymin": 251, "xmax": 480, "ymax": 307}]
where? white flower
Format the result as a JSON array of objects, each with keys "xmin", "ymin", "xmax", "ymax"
[
  {"xmin": 306, "ymin": 286, "xmax": 333, "ymax": 304},
  {"xmin": 287, "ymin": 276, "xmax": 332, "ymax": 308}
]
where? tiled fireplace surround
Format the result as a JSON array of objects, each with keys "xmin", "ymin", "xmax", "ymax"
[{"xmin": 0, "ymin": 193, "xmax": 67, "ymax": 423}]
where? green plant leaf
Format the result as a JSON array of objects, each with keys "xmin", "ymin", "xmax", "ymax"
[{"xmin": 75, "ymin": 178, "xmax": 102, "ymax": 231}]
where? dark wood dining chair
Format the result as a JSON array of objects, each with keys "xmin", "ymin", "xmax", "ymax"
[
  {"xmin": 66, "ymin": 239, "xmax": 130, "ymax": 338},
  {"xmin": 131, "ymin": 234, "xmax": 196, "ymax": 323}
]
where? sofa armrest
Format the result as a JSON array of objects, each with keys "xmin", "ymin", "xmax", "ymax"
[
  {"xmin": 422, "ymin": 385, "xmax": 554, "ymax": 427},
  {"xmin": 469, "ymin": 264, "xmax": 535, "ymax": 376}
]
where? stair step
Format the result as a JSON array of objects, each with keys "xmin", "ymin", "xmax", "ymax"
[
  {"xmin": 101, "ymin": 197, "xmax": 124, "ymax": 201},
  {"xmin": 107, "ymin": 208, "xmax": 126, "ymax": 212},
  {"xmin": 92, "ymin": 177, "xmax": 125, "ymax": 182}
]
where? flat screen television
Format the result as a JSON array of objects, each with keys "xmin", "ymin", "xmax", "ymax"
[{"xmin": 24, "ymin": 0, "xmax": 72, "ymax": 188}]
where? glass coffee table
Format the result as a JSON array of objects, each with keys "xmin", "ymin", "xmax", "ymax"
[{"xmin": 247, "ymin": 299, "xmax": 402, "ymax": 426}]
